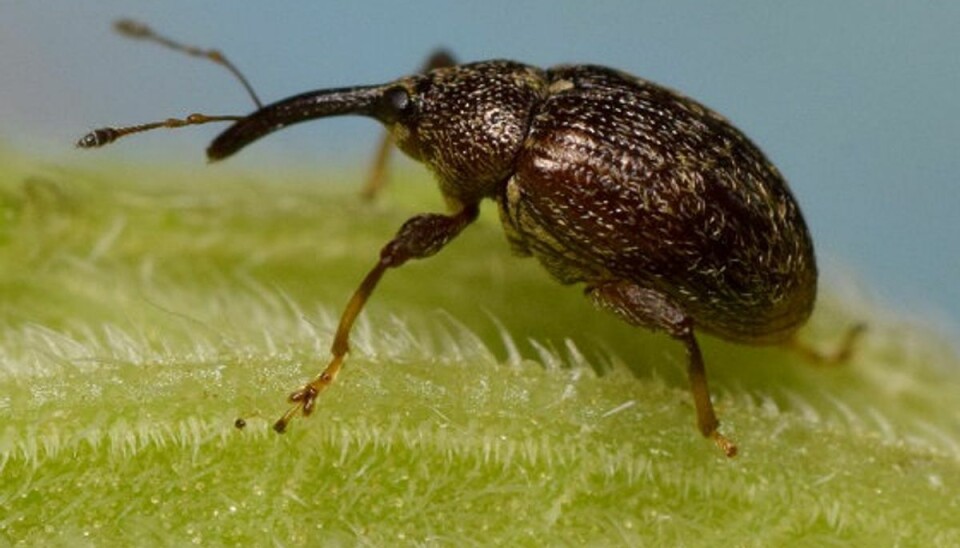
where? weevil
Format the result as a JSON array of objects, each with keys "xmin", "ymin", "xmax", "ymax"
[{"xmin": 79, "ymin": 21, "xmax": 864, "ymax": 457}]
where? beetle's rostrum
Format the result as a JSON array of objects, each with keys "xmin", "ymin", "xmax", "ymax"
[{"xmin": 81, "ymin": 26, "xmax": 859, "ymax": 457}]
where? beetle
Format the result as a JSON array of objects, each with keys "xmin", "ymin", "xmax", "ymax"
[{"xmin": 80, "ymin": 20, "xmax": 863, "ymax": 457}]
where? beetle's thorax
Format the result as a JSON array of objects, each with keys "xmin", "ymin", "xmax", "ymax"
[{"xmin": 390, "ymin": 61, "xmax": 547, "ymax": 204}]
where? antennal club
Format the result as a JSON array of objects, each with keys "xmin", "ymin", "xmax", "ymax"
[{"xmin": 76, "ymin": 113, "xmax": 245, "ymax": 149}]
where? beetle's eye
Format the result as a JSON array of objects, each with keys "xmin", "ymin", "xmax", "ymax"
[{"xmin": 379, "ymin": 86, "xmax": 414, "ymax": 121}]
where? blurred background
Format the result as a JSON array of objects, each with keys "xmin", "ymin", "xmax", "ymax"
[{"xmin": 2, "ymin": 1, "xmax": 958, "ymax": 337}]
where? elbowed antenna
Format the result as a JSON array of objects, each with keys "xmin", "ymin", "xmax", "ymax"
[
  {"xmin": 207, "ymin": 84, "xmax": 389, "ymax": 161},
  {"xmin": 76, "ymin": 19, "xmax": 266, "ymax": 150}
]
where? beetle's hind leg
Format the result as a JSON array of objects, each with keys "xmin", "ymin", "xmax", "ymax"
[
  {"xmin": 587, "ymin": 281, "xmax": 737, "ymax": 457},
  {"xmin": 786, "ymin": 323, "xmax": 866, "ymax": 365},
  {"xmin": 360, "ymin": 49, "xmax": 457, "ymax": 200}
]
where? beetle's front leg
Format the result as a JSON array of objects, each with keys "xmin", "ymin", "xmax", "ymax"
[{"xmin": 274, "ymin": 203, "xmax": 479, "ymax": 433}]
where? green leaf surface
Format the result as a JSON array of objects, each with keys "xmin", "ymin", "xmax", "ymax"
[{"xmin": 1, "ymin": 150, "xmax": 958, "ymax": 545}]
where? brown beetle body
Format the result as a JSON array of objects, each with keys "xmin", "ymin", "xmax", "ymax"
[
  {"xmin": 498, "ymin": 64, "xmax": 816, "ymax": 344},
  {"xmin": 204, "ymin": 60, "xmax": 820, "ymax": 455},
  {"xmin": 83, "ymin": 35, "xmax": 835, "ymax": 456},
  {"xmin": 212, "ymin": 61, "xmax": 817, "ymax": 342}
]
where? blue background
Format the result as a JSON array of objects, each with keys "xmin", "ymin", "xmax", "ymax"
[{"xmin": 2, "ymin": 2, "xmax": 959, "ymax": 337}]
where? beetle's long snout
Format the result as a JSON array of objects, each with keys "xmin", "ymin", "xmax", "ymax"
[{"xmin": 207, "ymin": 84, "xmax": 386, "ymax": 161}]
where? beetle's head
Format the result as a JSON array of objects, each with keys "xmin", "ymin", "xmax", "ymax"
[{"xmin": 208, "ymin": 61, "xmax": 546, "ymax": 201}]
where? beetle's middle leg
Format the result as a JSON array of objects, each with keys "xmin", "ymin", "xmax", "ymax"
[
  {"xmin": 587, "ymin": 281, "xmax": 738, "ymax": 457},
  {"xmin": 360, "ymin": 50, "xmax": 457, "ymax": 200},
  {"xmin": 274, "ymin": 203, "xmax": 479, "ymax": 433}
]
